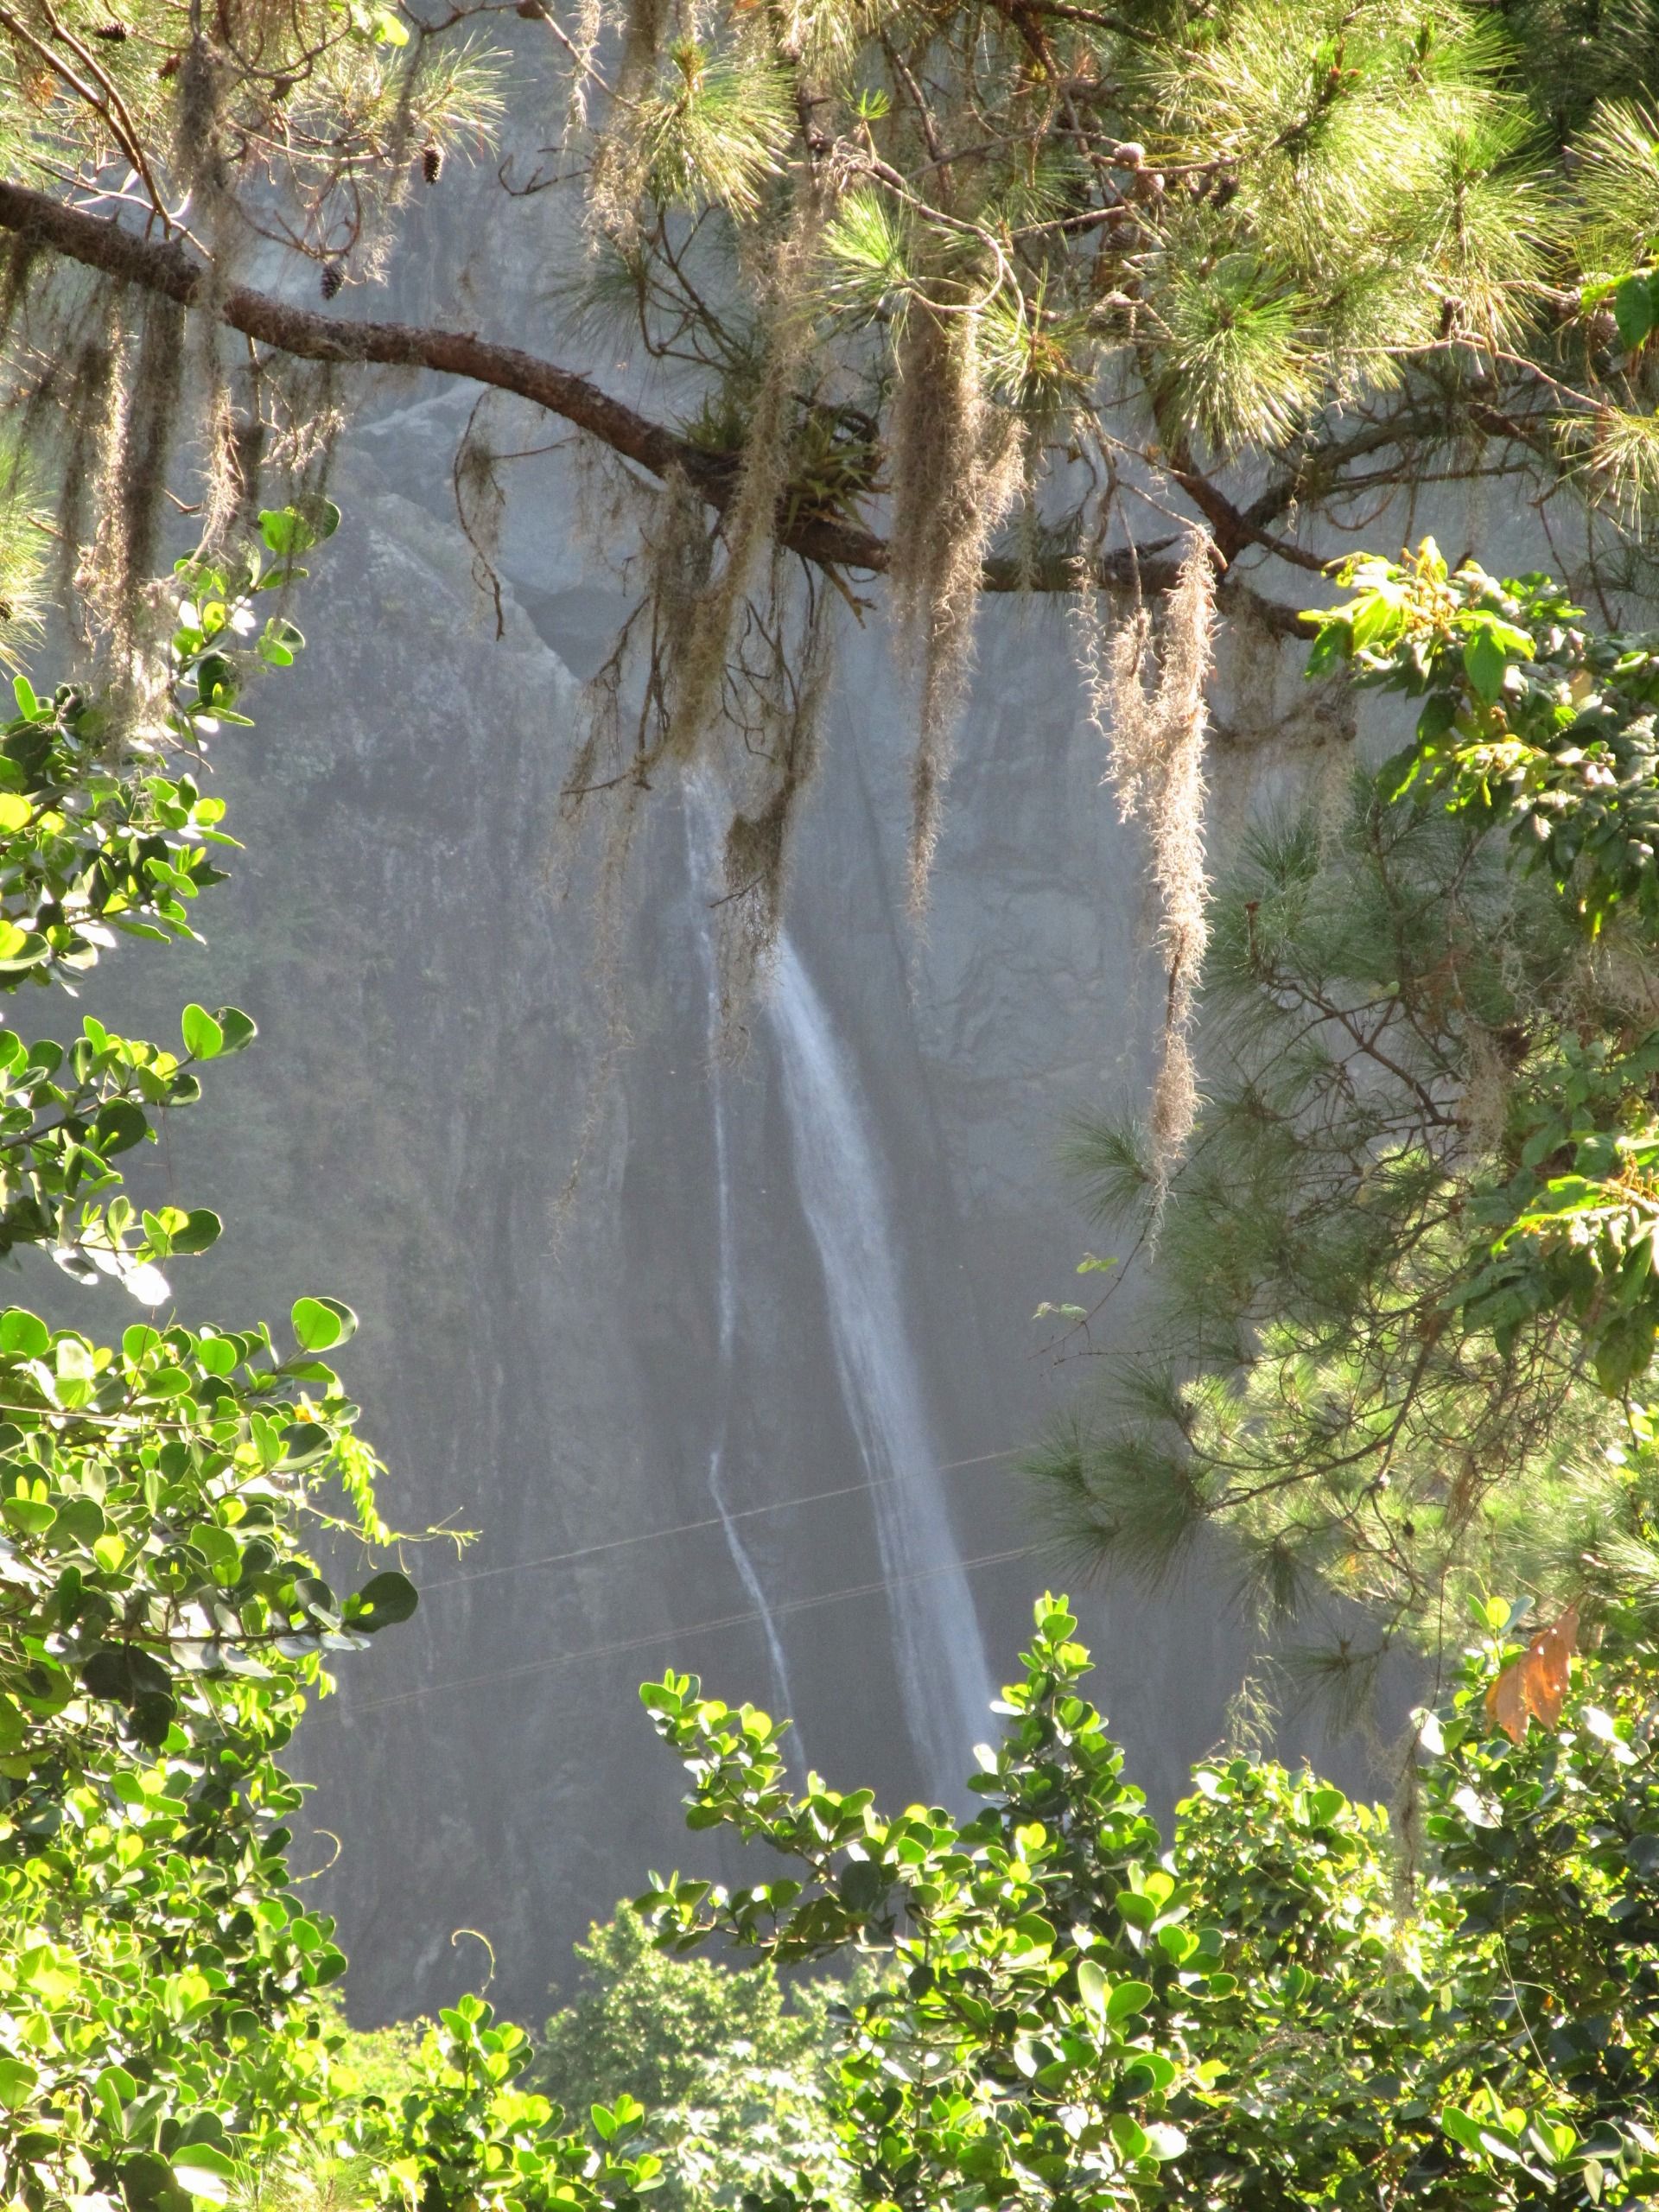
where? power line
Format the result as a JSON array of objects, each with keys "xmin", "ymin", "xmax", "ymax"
[
  {"xmin": 338, "ymin": 1540, "xmax": 1048, "ymax": 1716},
  {"xmin": 417, "ymin": 1447, "xmax": 1023, "ymax": 1594}
]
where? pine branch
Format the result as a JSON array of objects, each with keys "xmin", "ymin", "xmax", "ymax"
[{"xmin": 0, "ymin": 179, "xmax": 1306, "ymax": 630}]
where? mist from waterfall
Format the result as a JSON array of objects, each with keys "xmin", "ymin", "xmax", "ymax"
[
  {"xmin": 682, "ymin": 803, "xmax": 798, "ymax": 1723},
  {"xmin": 766, "ymin": 937, "xmax": 995, "ymax": 1802}
]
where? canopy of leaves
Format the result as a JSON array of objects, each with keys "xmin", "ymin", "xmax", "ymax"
[
  {"xmin": 0, "ymin": 516, "xmax": 666, "ymax": 2212},
  {"xmin": 532, "ymin": 1909, "xmax": 856, "ymax": 2212},
  {"xmin": 638, "ymin": 1588, "xmax": 1659, "ymax": 2209}
]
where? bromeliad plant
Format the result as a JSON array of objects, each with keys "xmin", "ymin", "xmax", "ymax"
[{"xmin": 638, "ymin": 1590, "xmax": 1659, "ymax": 2210}]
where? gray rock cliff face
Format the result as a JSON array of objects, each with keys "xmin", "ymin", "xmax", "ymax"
[{"xmin": 79, "ymin": 120, "xmax": 1389, "ymax": 2022}]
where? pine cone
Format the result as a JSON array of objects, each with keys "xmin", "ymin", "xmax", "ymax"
[
  {"xmin": 423, "ymin": 143, "xmax": 442, "ymax": 183},
  {"xmin": 321, "ymin": 262, "xmax": 346, "ymax": 301}
]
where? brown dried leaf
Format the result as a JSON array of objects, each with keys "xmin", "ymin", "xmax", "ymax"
[
  {"xmin": 1486, "ymin": 1659, "xmax": 1530, "ymax": 1744},
  {"xmin": 1521, "ymin": 1601, "xmax": 1579, "ymax": 1732},
  {"xmin": 1484, "ymin": 1604, "xmax": 1579, "ymax": 1743}
]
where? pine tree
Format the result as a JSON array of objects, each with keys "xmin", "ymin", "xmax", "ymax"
[
  {"xmin": 1034, "ymin": 548, "xmax": 1659, "ymax": 1686},
  {"xmin": 6, "ymin": 0, "xmax": 1659, "ymax": 944}
]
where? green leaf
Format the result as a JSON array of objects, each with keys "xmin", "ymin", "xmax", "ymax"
[
  {"xmin": 2, "ymin": 1494, "xmax": 55, "ymax": 1536},
  {"xmin": 1107, "ymin": 1977, "xmax": 1154, "ymax": 2023},
  {"xmin": 93, "ymin": 1098, "xmax": 150, "ymax": 1154},
  {"xmin": 95, "ymin": 2063, "xmax": 137, "ymax": 2132},
  {"xmin": 171, "ymin": 2145, "xmax": 238, "ymax": 2204},
  {"xmin": 0, "ymin": 792, "xmax": 33, "ymax": 831},
  {"xmin": 1464, "ymin": 626, "xmax": 1510, "ymax": 704},
  {"xmin": 345, "ymin": 1569, "xmax": 419, "ymax": 1632},
  {"xmin": 169, "ymin": 1209, "xmax": 223, "ymax": 1255},
  {"xmin": 1302, "ymin": 615, "xmax": 1352, "ymax": 677},
  {"xmin": 1077, "ymin": 1957, "xmax": 1108, "ymax": 2015},
  {"xmin": 0, "ymin": 2056, "xmax": 36, "ymax": 2107},
  {"xmin": 1415, "ymin": 690, "xmax": 1459, "ymax": 746},
  {"xmin": 18, "ymin": 1942, "xmax": 80, "ymax": 2001},
  {"xmin": 216, "ymin": 1006, "xmax": 257, "ymax": 1053},
  {"xmin": 181, "ymin": 1004, "xmax": 225, "ymax": 1060},
  {"xmin": 1615, "ymin": 271, "xmax": 1655, "ymax": 351},
  {"xmin": 1109, "ymin": 2114, "xmax": 1148, "ymax": 2159},
  {"xmin": 258, "ymin": 507, "xmax": 318, "ymax": 558},
  {"xmin": 1594, "ymin": 1310, "xmax": 1656, "ymax": 1393},
  {"xmin": 0, "ymin": 1307, "xmax": 48, "ymax": 1358},
  {"xmin": 292, "ymin": 1294, "xmax": 357, "ymax": 1352}
]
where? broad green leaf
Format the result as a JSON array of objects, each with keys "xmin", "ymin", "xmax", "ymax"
[
  {"xmin": 1108, "ymin": 2114, "xmax": 1148, "ymax": 2159},
  {"xmin": 18, "ymin": 1942, "xmax": 80, "ymax": 2001},
  {"xmin": 2, "ymin": 1493, "xmax": 55, "ymax": 1536},
  {"xmin": 181, "ymin": 1004, "xmax": 225, "ymax": 1060},
  {"xmin": 258, "ymin": 507, "xmax": 318, "ymax": 557},
  {"xmin": 0, "ymin": 1306, "xmax": 48, "ymax": 1357},
  {"xmin": 170, "ymin": 1209, "xmax": 223, "ymax": 1255},
  {"xmin": 0, "ymin": 2056, "xmax": 36, "ymax": 2107},
  {"xmin": 292, "ymin": 1294, "xmax": 357, "ymax": 1351},
  {"xmin": 171, "ymin": 2145, "xmax": 238, "ymax": 2204},
  {"xmin": 1464, "ymin": 626, "xmax": 1510, "ymax": 704},
  {"xmin": 346, "ymin": 1570, "xmax": 419, "ymax": 1632},
  {"xmin": 95, "ymin": 2063, "xmax": 137, "ymax": 2132}
]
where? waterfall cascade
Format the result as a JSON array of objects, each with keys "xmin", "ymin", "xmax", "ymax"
[
  {"xmin": 766, "ymin": 936, "xmax": 996, "ymax": 1802},
  {"xmin": 683, "ymin": 804, "xmax": 798, "ymax": 1720}
]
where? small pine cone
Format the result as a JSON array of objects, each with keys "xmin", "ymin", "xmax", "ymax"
[
  {"xmin": 321, "ymin": 261, "xmax": 346, "ymax": 301},
  {"xmin": 91, "ymin": 20, "xmax": 128, "ymax": 37},
  {"xmin": 157, "ymin": 50, "xmax": 180, "ymax": 74},
  {"xmin": 423, "ymin": 142, "xmax": 442, "ymax": 183}
]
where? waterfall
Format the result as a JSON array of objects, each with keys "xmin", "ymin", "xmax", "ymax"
[
  {"xmin": 766, "ymin": 938, "xmax": 995, "ymax": 1802},
  {"xmin": 682, "ymin": 804, "xmax": 798, "ymax": 1724}
]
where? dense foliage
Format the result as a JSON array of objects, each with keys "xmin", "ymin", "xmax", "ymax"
[
  {"xmin": 1312, "ymin": 544, "xmax": 1659, "ymax": 1394},
  {"xmin": 0, "ymin": 509, "xmax": 419, "ymax": 2212},
  {"xmin": 640, "ymin": 1589, "xmax": 1659, "ymax": 2209},
  {"xmin": 0, "ymin": 515, "xmax": 668, "ymax": 2212},
  {"xmin": 534, "ymin": 1910, "xmax": 851, "ymax": 2212},
  {"xmin": 1036, "ymin": 550, "xmax": 1659, "ymax": 1671}
]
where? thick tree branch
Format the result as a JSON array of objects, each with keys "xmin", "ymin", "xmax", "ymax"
[{"xmin": 0, "ymin": 179, "xmax": 1307, "ymax": 632}]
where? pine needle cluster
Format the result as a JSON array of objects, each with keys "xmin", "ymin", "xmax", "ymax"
[{"xmin": 1030, "ymin": 772, "xmax": 1655, "ymax": 1677}]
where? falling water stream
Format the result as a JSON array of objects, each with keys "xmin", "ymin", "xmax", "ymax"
[
  {"xmin": 766, "ymin": 937, "xmax": 995, "ymax": 1802},
  {"xmin": 683, "ymin": 804, "xmax": 798, "ymax": 1723}
]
